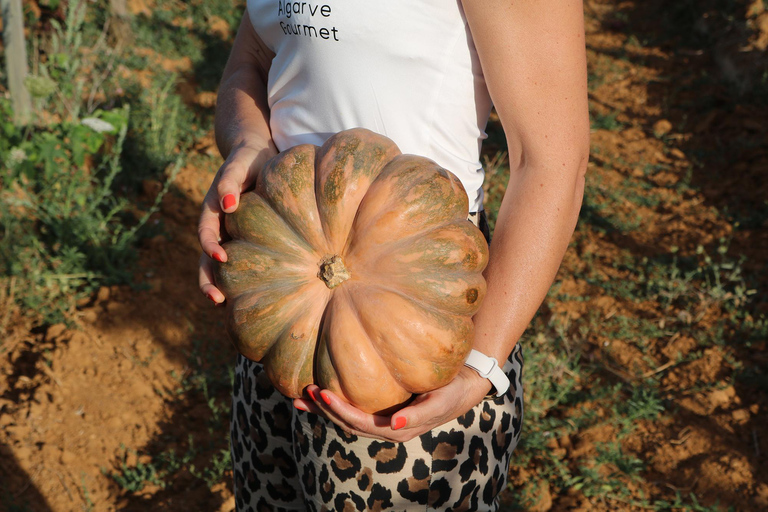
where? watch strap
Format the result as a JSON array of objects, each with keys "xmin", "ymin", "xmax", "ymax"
[{"xmin": 463, "ymin": 349, "xmax": 510, "ymax": 397}]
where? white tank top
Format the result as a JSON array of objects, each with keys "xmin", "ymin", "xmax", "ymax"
[{"xmin": 246, "ymin": 0, "xmax": 493, "ymax": 211}]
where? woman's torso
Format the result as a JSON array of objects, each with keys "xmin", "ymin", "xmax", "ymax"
[{"xmin": 246, "ymin": 0, "xmax": 493, "ymax": 211}]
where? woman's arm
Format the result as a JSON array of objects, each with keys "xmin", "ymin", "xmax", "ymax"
[
  {"xmin": 198, "ymin": 11, "xmax": 278, "ymax": 302},
  {"xmin": 462, "ymin": 0, "xmax": 590, "ymax": 368},
  {"xmin": 297, "ymin": 0, "xmax": 589, "ymax": 441}
]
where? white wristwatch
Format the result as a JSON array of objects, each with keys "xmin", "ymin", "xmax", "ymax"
[{"xmin": 464, "ymin": 349, "xmax": 510, "ymax": 397}]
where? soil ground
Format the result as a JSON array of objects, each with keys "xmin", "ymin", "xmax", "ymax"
[{"xmin": 1, "ymin": 0, "xmax": 767, "ymax": 510}]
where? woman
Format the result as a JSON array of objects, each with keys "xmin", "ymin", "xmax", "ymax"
[{"xmin": 199, "ymin": 0, "xmax": 589, "ymax": 509}]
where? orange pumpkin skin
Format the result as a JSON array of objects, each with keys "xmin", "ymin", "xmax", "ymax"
[{"xmin": 214, "ymin": 128, "xmax": 489, "ymax": 414}]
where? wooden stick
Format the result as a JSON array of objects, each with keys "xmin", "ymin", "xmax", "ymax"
[{"xmin": 0, "ymin": 0, "xmax": 32, "ymax": 125}]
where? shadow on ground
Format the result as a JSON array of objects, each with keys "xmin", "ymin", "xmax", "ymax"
[{"xmin": 582, "ymin": 0, "xmax": 768, "ymax": 508}]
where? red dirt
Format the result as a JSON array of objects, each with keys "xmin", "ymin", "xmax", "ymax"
[{"xmin": 2, "ymin": 0, "xmax": 767, "ymax": 510}]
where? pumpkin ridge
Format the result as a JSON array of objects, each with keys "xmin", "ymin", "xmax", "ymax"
[
  {"xmin": 256, "ymin": 144, "xmax": 329, "ymax": 254},
  {"xmin": 226, "ymin": 192, "xmax": 318, "ymax": 259},
  {"xmin": 369, "ymin": 272, "xmax": 487, "ymax": 317},
  {"xmin": 224, "ymin": 239, "xmax": 318, "ymax": 273},
  {"xmin": 346, "ymin": 283, "xmax": 472, "ymax": 395},
  {"xmin": 351, "ymin": 279, "xmax": 478, "ymax": 321},
  {"xmin": 216, "ymin": 240, "xmax": 323, "ymax": 301},
  {"xmin": 345, "ymin": 218, "xmax": 485, "ymax": 273},
  {"xmin": 313, "ymin": 129, "xmax": 401, "ymax": 253},
  {"xmin": 262, "ymin": 286, "xmax": 329, "ymax": 398},
  {"xmin": 316, "ymin": 288, "xmax": 410, "ymax": 413},
  {"xmin": 342, "ymin": 158, "xmax": 469, "ymax": 257},
  {"xmin": 254, "ymin": 193, "xmax": 322, "ymax": 257},
  {"xmin": 232, "ymin": 283, "xmax": 329, "ymax": 386},
  {"xmin": 381, "ymin": 220, "xmax": 488, "ymax": 272}
]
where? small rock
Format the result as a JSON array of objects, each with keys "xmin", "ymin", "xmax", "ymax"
[
  {"xmin": 755, "ymin": 483, "xmax": 768, "ymax": 508},
  {"xmin": 61, "ymin": 450, "xmax": 76, "ymax": 465},
  {"xmin": 218, "ymin": 495, "xmax": 236, "ymax": 512},
  {"xmin": 195, "ymin": 91, "xmax": 218, "ymax": 108},
  {"xmin": 756, "ymin": 13, "xmax": 768, "ymax": 51},
  {"xmin": 46, "ymin": 323, "xmax": 67, "ymax": 341},
  {"xmin": 208, "ymin": 15, "xmax": 230, "ymax": 39},
  {"xmin": 669, "ymin": 148, "xmax": 686, "ymax": 159},
  {"xmin": 732, "ymin": 409, "xmax": 750, "ymax": 424},
  {"xmin": 81, "ymin": 309, "xmax": 99, "ymax": 324},
  {"xmin": 653, "ymin": 119, "xmax": 673, "ymax": 138},
  {"xmin": 96, "ymin": 286, "xmax": 110, "ymax": 303},
  {"xmin": 708, "ymin": 386, "xmax": 736, "ymax": 410},
  {"xmin": 747, "ymin": 0, "xmax": 765, "ymax": 18}
]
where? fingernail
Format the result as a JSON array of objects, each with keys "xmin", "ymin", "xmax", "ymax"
[
  {"xmin": 295, "ymin": 403, "xmax": 308, "ymax": 412},
  {"xmin": 207, "ymin": 293, "xmax": 218, "ymax": 304},
  {"xmin": 393, "ymin": 417, "xmax": 406, "ymax": 430},
  {"xmin": 212, "ymin": 252, "xmax": 224, "ymax": 263},
  {"xmin": 308, "ymin": 389, "xmax": 318, "ymax": 401},
  {"xmin": 319, "ymin": 391, "xmax": 331, "ymax": 405},
  {"xmin": 222, "ymin": 194, "xmax": 236, "ymax": 210}
]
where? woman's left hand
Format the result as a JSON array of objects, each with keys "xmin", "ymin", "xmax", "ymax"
[{"xmin": 293, "ymin": 366, "xmax": 492, "ymax": 442}]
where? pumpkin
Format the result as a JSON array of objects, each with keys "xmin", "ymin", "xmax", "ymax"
[{"xmin": 213, "ymin": 128, "xmax": 489, "ymax": 414}]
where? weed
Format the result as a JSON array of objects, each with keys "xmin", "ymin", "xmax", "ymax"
[
  {"xmin": 0, "ymin": 100, "xmax": 182, "ymax": 325},
  {"xmin": 190, "ymin": 449, "xmax": 232, "ymax": 488},
  {"xmin": 81, "ymin": 474, "xmax": 94, "ymax": 512},
  {"xmin": 107, "ymin": 446, "xmax": 168, "ymax": 492},
  {"xmin": 591, "ymin": 111, "xmax": 624, "ymax": 131},
  {"xmin": 580, "ymin": 173, "xmax": 643, "ymax": 233},
  {"xmin": 121, "ymin": 73, "xmax": 197, "ymax": 182}
]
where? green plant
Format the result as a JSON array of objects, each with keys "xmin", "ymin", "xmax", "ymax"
[
  {"xmin": 121, "ymin": 73, "xmax": 198, "ymax": 181},
  {"xmin": 81, "ymin": 474, "xmax": 94, "ymax": 512},
  {"xmin": 0, "ymin": 101, "xmax": 182, "ymax": 324},
  {"xmin": 28, "ymin": 0, "xmax": 88, "ymax": 120},
  {"xmin": 591, "ymin": 111, "xmax": 624, "ymax": 131},
  {"xmin": 107, "ymin": 446, "xmax": 169, "ymax": 492}
]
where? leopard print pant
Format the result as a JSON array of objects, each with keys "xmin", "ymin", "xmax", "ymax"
[{"xmin": 230, "ymin": 343, "xmax": 524, "ymax": 511}]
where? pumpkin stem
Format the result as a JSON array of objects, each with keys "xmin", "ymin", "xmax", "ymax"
[{"xmin": 318, "ymin": 255, "xmax": 350, "ymax": 289}]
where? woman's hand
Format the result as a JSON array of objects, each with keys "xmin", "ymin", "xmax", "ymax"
[
  {"xmin": 293, "ymin": 367, "xmax": 493, "ymax": 442},
  {"xmin": 198, "ymin": 144, "xmax": 271, "ymax": 303},
  {"xmin": 198, "ymin": 10, "xmax": 276, "ymax": 304}
]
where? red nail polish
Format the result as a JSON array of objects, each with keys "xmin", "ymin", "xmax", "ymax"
[
  {"xmin": 207, "ymin": 293, "xmax": 217, "ymax": 304},
  {"xmin": 222, "ymin": 194, "xmax": 236, "ymax": 210},
  {"xmin": 308, "ymin": 389, "xmax": 318, "ymax": 401},
  {"xmin": 319, "ymin": 391, "xmax": 331, "ymax": 405},
  {"xmin": 295, "ymin": 403, "xmax": 308, "ymax": 412},
  {"xmin": 212, "ymin": 252, "xmax": 224, "ymax": 263},
  {"xmin": 393, "ymin": 417, "xmax": 406, "ymax": 430}
]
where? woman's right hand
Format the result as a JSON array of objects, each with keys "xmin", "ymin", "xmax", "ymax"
[{"xmin": 198, "ymin": 144, "xmax": 271, "ymax": 304}]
